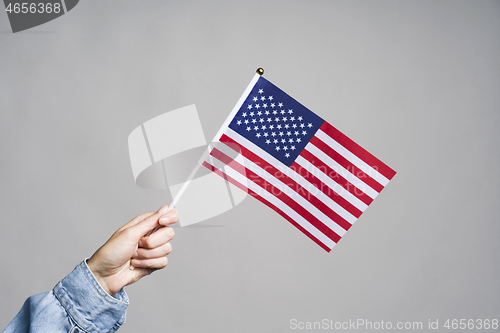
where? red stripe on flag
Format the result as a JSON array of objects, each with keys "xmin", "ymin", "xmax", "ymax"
[
  {"xmin": 202, "ymin": 161, "xmax": 332, "ymax": 252},
  {"xmin": 300, "ymin": 149, "xmax": 374, "ymax": 206},
  {"xmin": 320, "ymin": 122, "xmax": 396, "ymax": 180},
  {"xmin": 210, "ymin": 147, "xmax": 342, "ymax": 244},
  {"xmin": 220, "ymin": 134, "xmax": 359, "ymax": 226},
  {"xmin": 310, "ymin": 136, "xmax": 384, "ymax": 193}
]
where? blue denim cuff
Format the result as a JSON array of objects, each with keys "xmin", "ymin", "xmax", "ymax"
[{"xmin": 53, "ymin": 260, "xmax": 129, "ymax": 333}]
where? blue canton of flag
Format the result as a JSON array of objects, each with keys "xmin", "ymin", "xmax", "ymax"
[{"xmin": 228, "ymin": 77, "xmax": 324, "ymax": 167}]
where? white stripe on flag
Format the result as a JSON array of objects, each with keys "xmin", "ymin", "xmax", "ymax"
[
  {"xmin": 316, "ymin": 129, "xmax": 390, "ymax": 186},
  {"xmin": 207, "ymin": 153, "xmax": 337, "ymax": 250},
  {"xmin": 305, "ymin": 143, "xmax": 380, "ymax": 199},
  {"xmin": 294, "ymin": 155, "xmax": 369, "ymax": 212}
]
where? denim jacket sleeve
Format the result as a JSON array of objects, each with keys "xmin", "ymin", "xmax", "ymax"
[{"xmin": 3, "ymin": 260, "xmax": 128, "ymax": 333}]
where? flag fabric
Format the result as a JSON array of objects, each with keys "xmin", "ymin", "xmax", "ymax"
[{"xmin": 202, "ymin": 74, "xmax": 396, "ymax": 252}]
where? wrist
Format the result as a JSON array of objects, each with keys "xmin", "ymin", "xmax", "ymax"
[{"xmin": 86, "ymin": 257, "xmax": 113, "ymax": 296}]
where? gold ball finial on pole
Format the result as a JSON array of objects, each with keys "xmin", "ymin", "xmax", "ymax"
[{"xmin": 256, "ymin": 67, "xmax": 264, "ymax": 75}]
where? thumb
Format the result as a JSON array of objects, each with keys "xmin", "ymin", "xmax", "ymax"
[{"xmin": 128, "ymin": 205, "xmax": 169, "ymax": 239}]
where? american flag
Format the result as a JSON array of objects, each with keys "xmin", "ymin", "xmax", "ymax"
[{"xmin": 203, "ymin": 75, "xmax": 396, "ymax": 252}]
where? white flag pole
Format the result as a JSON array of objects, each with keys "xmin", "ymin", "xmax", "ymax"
[{"xmin": 167, "ymin": 163, "xmax": 201, "ymax": 211}]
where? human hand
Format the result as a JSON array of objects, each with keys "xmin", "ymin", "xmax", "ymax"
[{"xmin": 87, "ymin": 205, "xmax": 178, "ymax": 296}]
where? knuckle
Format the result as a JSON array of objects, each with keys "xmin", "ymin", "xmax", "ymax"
[
  {"xmin": 141, "ymin": 237, "xmax": 151, "ymax": 248},
  {"xmin": 161, "ymin": 257, "xmax": 169, "ymax": 268},
  {"xmin": 165, "ymin": 227, "xmax": 175, "ymax": 239},
  {"xmin": 164, "ymin": 242, "xmax": 173, "ymax": 255},
  {"xmin": 171, "ymin": 209, "xmax": 179, "ymax": 222},
  {"xmin": 121, "ymin": 228, "xmax": 134, "ymax": 239}
]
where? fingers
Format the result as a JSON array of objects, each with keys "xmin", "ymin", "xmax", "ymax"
[
  {"xmin": 131, "ymin": 256, "xmax": 168, "ymax": 270},
  {"xmin": 130, "ymin": 230, "xmax": 173, "ymax": 276},
  {"xmin": 142, "ymin": 208, "xmax": 178, "ymax": 237},
  {"xmin": 118, "ymin": 211, "xmax": 155, "ymax": 232},
  {"xmin": 127, "ymin": 205, "xmax": 170, "ymax": 239},
  {"xmin": 159, "ymin": 208, "xmax": 178, "ymax": 226},
  {"xmin": 139, "ymin": 226, "xmax": 175, "ymax": 249},
  {"xmin": 134, "ymin": 242, "xmax": 172, "ymax": 259}
]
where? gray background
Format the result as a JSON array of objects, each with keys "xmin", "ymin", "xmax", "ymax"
[{"xmin": 1, "ymin": 1, "xmax": 499, "ymax": 332}]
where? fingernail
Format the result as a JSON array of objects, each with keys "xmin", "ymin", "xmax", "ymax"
[
  {"xmin": 138, "ymin": 240, "xmax": 143, "ymax": 247},
  {"xmin": 133, "ymin": 252, "xmax": 138, "ymax": 258},
  {"xmin": 129, "ymin": 265, "xmax": 135, "ymax": 270},
  {"xmin": 132, "ymin": 259, "xmax": 140, "ymax": 266},
  {"xmin": 159, "ymin": 215, "xmax": 170, "ymax": 224},
  {"xmin": 158, "ymin": 205, "xmax": 169, "ymax": 215},
  {"xmin": 160, "ymin": 210, "xmax": 177, "ymax": 225}
]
